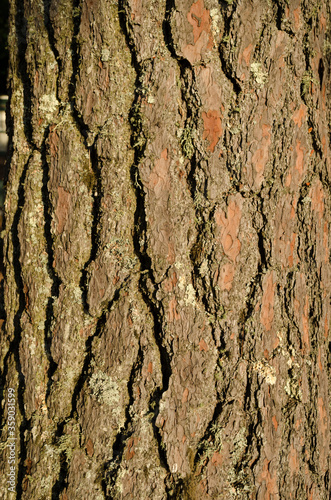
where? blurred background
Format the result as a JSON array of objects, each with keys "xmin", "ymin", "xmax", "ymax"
[{"xmin": 0, "ymin": 0, "xmax": 9, "ymax": 285}]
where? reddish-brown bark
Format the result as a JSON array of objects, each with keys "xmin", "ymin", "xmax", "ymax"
[{"xmin": 0, "ymin": 0, "xmax": 331, "ymax": 498}]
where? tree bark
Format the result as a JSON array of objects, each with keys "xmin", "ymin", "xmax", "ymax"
[{"xmin": 1, "ymin": 0, "xmax": 331, "ymax": 498}]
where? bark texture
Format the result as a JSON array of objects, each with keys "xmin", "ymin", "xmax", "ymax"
[{"xmin": 1, "ymin": 0, "xmax": 331, "ymax": 498}]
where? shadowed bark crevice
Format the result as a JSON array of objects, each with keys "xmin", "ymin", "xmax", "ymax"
[
  {"xmin": 193, "ymin": 398, "xmax": 230, "ymax": 467},
  {"xmin": 69, "ymin": 0, "xmax": 91, "ymax": 143},
  {"xmin": 8, "ymin": 152, "xmax": 32, "ymax": 499},
  {"xmin": 50, "ymin": 286, "xmax": 125, "ymax": 496},
  {"xmin": 14, "ymin": 0, "xmax": 32, "ymax": 145},
  {"xmin": 1, "ymin": 1, "xmax": 331, "ymax": 498},
  {"xmin": 102, "ymin": 345, "xmax": 144, "ymax": 497},
  {"xmin": 162, "ymin": 0, "xmax": 220, "ymax": 322},
  {"xmin": 51, "ymin": 420, "xmax": 69, "ymax": 499},
  {"xmin": 119, "ymin": 0, "xmax": 175, "ymax": 481},
  {"xmin": 69, "ymin": 284, "xmax": 127, "ymax": 420},
  {"xmin": 43, "ymin": 0, "xmax": 60, "ymax": 99},
  {"xmin": 80, "ymin": 141, "xmax": 101, "ymax": 315},
  {"xmin": 129, "ymin": 82, "xmax": 173, "ymax": 480},
  {"xmin": 218, "ymin": 1, "xmax": 242, "ymax": 96},
  {"xmin": 41, "ymin": 131, "xmax": 62, "ymax": 406}
]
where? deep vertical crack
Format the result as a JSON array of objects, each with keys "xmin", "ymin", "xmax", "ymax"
[
  {"xmin": 129, "ymin": 91, "xmax": 173, "ymax": 473},
  {"xmin": 69, "ymin": 0, "xmax": 90, "ymax": 140},
  {"xmin": 43, "ymin": 0, "xmax": 60, "ymax": 100},
  {"xmin": 102, "ymin": 344, "xmax": 144, "ymax": 497},
  {"xmin": 161, "ymin": 1, "xmax": 235, "ymax": 483},
  {"xmin": 9, "ymin": 152, "xmax": 31, "ymax": 499},
  {"xmin": 41, "ymin": 129, "xmax": 62, "ymax": 408},
  {"xmin": 14, "ymin": 0, "xmax": 32, "ymax": 145},
  {"xmin": 51, "ymin": 420, "xmax": 69, "ymax": 499},
  {"xmin": 80, "ymin": 140, "xmax": 101, "ymax": 314},
  {"xmin": 0, "ymin": 3, "xmax": 36, "ymax": 496},
  {"xmin": 218, "ymin": 0, "xmax": 242, "ymax": 96},
  {"xmin": 117, "ymin": 0, "xmax": 174, "ymax": 479},
  {"xmin": 49, "ymin": 285, "xmax": 125, "ymax": 498},
  {"xmin": 69, "ymin": 285, "xmax": 125, "ymax": 421}
]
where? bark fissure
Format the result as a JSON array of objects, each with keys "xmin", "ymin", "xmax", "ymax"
[
  {"xmin": 51, "ymin": 419, "xmax": 69, "ymax": 498},
  {"xmin": 14, "ymin": 0, "xmax": 32, "ymax": 145},
  {"xmin": 103, "ymin": 344, "xmax": 144, "ymax": 495},
  {"xmin": 69, "ymin": 0, "xmax": 92, "ymax": 142},
  {"xmin": 218, "ymin": 1, "xmax": 242, "ymax": 96},
  {"xmin": 120, "ymin": 0, "xmax": 173, "ymax": 478},
  {"xmin": 41, "ymin": 132, "xmax": 62, "ymax": 406},
  {"xmin": 80, "ymin": 141, "xmax": 101, "ymax": 314},
  {"xmin": 1, "ymin": 1, "xmax": 331, "ymax": 498},
  {"xmin": 9, "ymin": 152, "xmax": 33, "ymax": 499},
  {"xmin": 43, "ymin": 0, "xmax": 60, "ymax": 99}
]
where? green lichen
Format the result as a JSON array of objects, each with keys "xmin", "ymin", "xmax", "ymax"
[
  {"xmin": 180, "ymin": 126, "xmax": 195, "ymax": 159},
  {"xmin": 72, "ymin": 6, "xmax": 81, "ymax": 18},
  {"xmin": 301, "ymin": 70, "xmax": 319, "ymax": 97},
  {"xmin": 82, "ymin": 169, "xmax": 96, "ymax": 191},
  {"xmin": 323, "ymin": 40, "xmax": 331, "ymax": 57},
  {"xmin": 197, "ymin": 418, "xmax": 224, "ymax": 471},
  {"xmin": 57, "ymin": 433, "xmax": 74, "ymax": 461},
  {"xmin": 284, "ymin": 376, "xmax": 302, "ymax": 401}
]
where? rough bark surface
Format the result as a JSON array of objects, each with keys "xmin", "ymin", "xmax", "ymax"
[{"xmin": 1, "ymin": 0, "xmax": 331, "ymax": 499}]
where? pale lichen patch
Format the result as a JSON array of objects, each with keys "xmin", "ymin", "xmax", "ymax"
[
  {"xmin": 199, "ymin": 259, "xmax": 209, "ymax": 277},
  {"xmin": 284, "ymin": 378, "xmax": 302, "ymax": 401},
  {"xmin": 250, "ymin": 62, "xmax": 268, "ymax": 87},
  {"xmin": 210, "ymin": 8, "xmax": 221, "ymax": 46},
  {"xmin": 184, "ymin": 283, "xmax": 197, "ymax": 307},
  {"xmin": 252, "ymin": 360, "xmax": 277, "ymax": 385},
  {"xmin": 101, "ymin": 46, "xmax": 110, "ymax": 62},
  {"xmin": 39, "ymin": 93, "xmax": 60, "ymax": 121},
  {"xmin": 89, "ymin": 370, "xmax": 123, "ymax": 422}
]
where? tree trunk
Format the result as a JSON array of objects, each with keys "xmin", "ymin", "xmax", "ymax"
[{"xmin": 1, "ymin": 0, "xmax": 331, "ymax": 498}]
